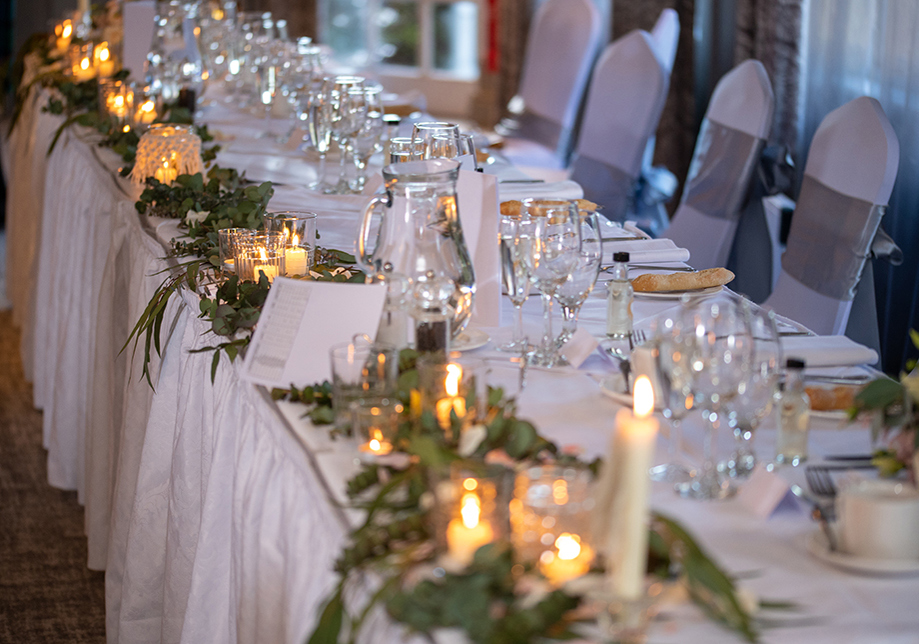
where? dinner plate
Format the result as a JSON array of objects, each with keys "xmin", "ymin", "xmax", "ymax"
[
  {"xmin": 634, "ymin": 285, "xmax": 723, "ymax": 300},
  {"xmin": 805, "ymin": 531, "xmax": 919, "ymax": 577},
  {"xmin": 452, "ymin": 329, "xmax": 490, "ymax": 352}
]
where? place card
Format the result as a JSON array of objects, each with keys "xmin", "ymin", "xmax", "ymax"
[
  {"xmin": 560, "ymin": 327, "xmax": 598, "ymax": 368},
  {"xmin": 457, "ymin": 169, "xmax": 500, "ymax": 327},
  {"xmin": 241, "ymin": 277, "xmax": 386, "ymax": 389},
  {"xmin": 736, "ymin": 464, "xmax": 796, "ymax": 519}
]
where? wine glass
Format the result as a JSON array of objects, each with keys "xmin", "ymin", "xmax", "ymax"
[
  {"xmin": 649, "ymin": 310, "xmax": 694, "ymax": 485},
  {"xmin": 679, "ymin": 298, "xmax": 754, "ymax": 500},
  {"xmin": 554, "ymin": 209, "xmax": 602, "ymax": 347},
  {"xmin": 722, "ymin": 302, "xmax": 782, "ymax": 479},
  {"xmin": 411, "ymin": 121, "xmax": 459, "ymax": 159},
  {"xmin": 497, "ymin": 213, "xmax": 531, "ymax": 353},
  {"xmin": 306, "ymin": 79, "xmax": 334, "ymax": 190},
  {"xmin": 350, "ymin": 84, "xmax": 384, "ymax": 191},
  {"xmin": 430, "ymin": 132, "xmax": 479, "ymax": 170},
  {"xmin": 517, "ymin": 199, "xmax": 580, "ymax": 368},
  {"xmin": 326, "ymin": 75, "xmax": 366, "ymax": 194}
]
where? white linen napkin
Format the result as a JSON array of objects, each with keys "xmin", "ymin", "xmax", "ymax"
[
  {"xmin": 498, "ymin": 180, "xmax": 584, "ymax": 201},
  {"xmin": 603, "ymin": 239, "xmax": 690, "ymax": 264},
  {"xmin": 781, "ymin": 335, "xmax": 879, "ymax": 368}
]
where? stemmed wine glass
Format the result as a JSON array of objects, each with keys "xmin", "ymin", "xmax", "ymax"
[
  {"xmin": 679, "ymin": 298, "xmax": 754, "ymax": 500},
  {"xmin": 349, "ymin": 84, "xmax": 384, "ymax": 191},
  {"xmin": 554, "ymin": 209, "xmax": 602, "ymax": 346},
  {"xmin": 649, "ymin": 309, "xmax": 694, "ymax": 485},
  {"xmin": 517, "ymin": 199, "xmax": 580, "ymax": 368},
  {"xmin": 411, "ymin": 122, "xmax": 459, "ymax": 159},
  {"xmin": 497, "ymin": 213, "xmax": 531, "ymax": 352},
  {"xmin": 722, "ymin": 302, "xmax": 782, "ymax": 479},
  {"xmin": 326, "ymin": 75, "xmax": 366, "ymax": 194}
]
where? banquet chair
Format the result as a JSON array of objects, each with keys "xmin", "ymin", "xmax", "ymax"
[
  {"xmin": 663, "ymin": 59, "xmax": 774, "ymax": 269},
  {"xmin": 763, "ymin": 96, "xmax": 899, "ymax": 338},
  {"xmin": 497, "ymin": 0, "xmax": 603, "ymax": 170},
  {"xmin": 650, "ymin": 8, "xmax": 680, "ymax": 74},
  {"xmin": 567, "ymin": 30, "xmax": 669, "ymax": 223}
]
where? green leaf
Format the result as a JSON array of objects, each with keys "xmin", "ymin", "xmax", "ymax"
[
  {"xmin": 854, "ymin": 377, "xmax": 903, "ymax": 410},
  {"xmin": 307, "ymin": 588, "xmax": 345, "ymax": 644}
]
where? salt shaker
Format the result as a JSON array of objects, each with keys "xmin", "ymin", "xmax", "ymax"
[{"xmin": 775, "ymin": 358, "xmax": 810, "ymax": 466}]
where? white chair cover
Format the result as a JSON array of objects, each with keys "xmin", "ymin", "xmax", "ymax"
[
  {"xmin": 650, "ymin": 8, "xmax": 680, "ymax": 73},
  {"xmin": 663, "ymin": 60, "xmax": 774, "ymax": 269},
  {"xmin": 122, "ymin": 0, "xmax": 157, "ymax": 80},
  {"xmin": 499, "ymin": 0, "xmax": 602, "ymax": 169},
  {"xmin": 764, "ymin": 96, "xmax": 899, "ymax": 338},
  {"xmin": 567, "ymin": 30, "xmax": 669, "ymax": 221}
]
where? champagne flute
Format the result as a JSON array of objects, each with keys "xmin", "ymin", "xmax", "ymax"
[
  {"xmin": 554, "ymin": 209, "xmax": 602, "ymax": 347},
  {"xmin": 679, "ymin": 298, "xmax": 754, "ymax": 500},
  {"xmin": 497, "ymin": 213, "xmax": 531, "ymax": 352},
  {"xmin": 350, "ymin": 84, "xmax": 384, "ymax": 191},
  {"xmin": 307, "ymin": 79, "xmax": 334, "ymax": 190},
  {"xmin": 723, "ymin": 303, "xmax": 782, "ymax": 479},
  {"xmin": 326, "ymin": 75, "xmax": 366, "ymax": 194},
  {"xmin": 518, "ymin": 199, "xmax": 580, "ymax": 368},
  {"xmin": 649, "ymin": 310, "xmax": 694, "ymax": 485}
]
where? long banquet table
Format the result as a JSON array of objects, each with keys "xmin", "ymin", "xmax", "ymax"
[{"xmin": 3, "ymin": 81, "xmax": 918, "ymax": 644}]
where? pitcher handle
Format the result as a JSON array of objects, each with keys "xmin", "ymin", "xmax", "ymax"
[{"xmin": 358, "ymin": 190, "xmax": 392, "ymax": 270}]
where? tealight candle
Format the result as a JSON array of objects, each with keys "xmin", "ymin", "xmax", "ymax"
[
  {"xmin": 135, "ymin": 99, "xmax": 157, "ymax": 125},
  {"xmin": 154, "ymin": 159, "xmax": 179, "ymax": 184},
  {"xmin": 284, "ymin": 233, "xmax": 309, "ymax": 276},
  {"xmin": 94, "ymin": 42, "xmax": 114, "ymax": 77},
  {"xmin": 55, "ymin": 21, "xmax": 73, "ymax": 53},
  {"xmin": 252, "ymin": 262, "xmax": 279, "ymax": 282},
  {"xmin": 73, "ymin": 56, "xmax": 94, "ymax": 81},
  {"xmin": 539, "ymin": 533, "xmax": 594, "ymax": 585},
  {"xmin": 607, "ymin": 376, "xmax": 658, "ymax": 600},
  {"xmin": 435, "ymin": 363, "xmax": 466, "ymax": 429},
  {"xmin": 358, "ymin": 428, "xmax": 393, "ymax": 456},
  {"xmin": 446, "ymin": 481, "xmax": 494, "ymax": 566}
]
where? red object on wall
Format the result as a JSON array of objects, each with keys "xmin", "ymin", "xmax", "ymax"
[{"xmin": 486, "ymin": 0, "xmax": 499, "ymax": 73}]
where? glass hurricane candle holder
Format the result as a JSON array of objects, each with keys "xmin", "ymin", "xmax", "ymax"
[
  {"xmin": 351, "ymin": 397, "xmax": 404, "ymax": 461},
  {"xmin": 430, "ymin": 463, "xmax": 513, "ymax": 568},
  {"xmin": 99, "ymin": 79, "xmax": 134, "ymax": 129},
  {"xmin": 329, "ymin": 338, "xmax": 399, "ymax": 431},
  {"xmin": 54, "ymin": 20, "xmax": 73, "ymax": 53},
  {"xmin": 93, "ymin": 40, "xmax": 114, "ymax": 77},
  {"xmin": 511, "ymin": 464, "xmax": 596, "ymax": 586},
  {"xmin": 132, "ymin": 85, "xmax": 159, "ymax": 132},
  {"xmin": 68, "ymin": 42, "xmax": 95, "ymax": 81},
  {"xmin": 234, "ymin": 232, "xmax": 286, "ymax": 282},
  {"xmin": 264, "ymin": 211, "xmax": 318, "ymax": 276},
  {"xmin": 218, "ymin": 228, "xmax": 255, "ymax": 274},
  {"xmin": 416, "ymin": 355, "xmax": 478, "ymax": 434}
]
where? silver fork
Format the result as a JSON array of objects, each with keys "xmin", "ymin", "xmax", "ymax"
[
  {"xmin": 632, "ymin": 329, "xmax": 648, "ymax": 345},
  {"xmin": 806, "ymin": 465, "xmax": 837, "ymax": 498}
]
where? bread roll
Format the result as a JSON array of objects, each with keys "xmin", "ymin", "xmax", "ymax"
[
  {"xmin": 805, "ymin": 385, "xmax": 860, "ymax": 411},
  {"xmin": 631, "ymin": 267, "xmax": 735, "ymax": 292}
]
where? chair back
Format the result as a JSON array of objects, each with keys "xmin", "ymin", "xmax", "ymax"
[
  {"xmin": 764, "ymin": 96, "xmax": 899, "ymax": 336},
  {"xmin": 664, "ymin": 60, "xmax": 774, "ymax": 268},
  {"xmin": 650, "ymin": 8, "xmax": 680, "ymax": 72},
  {"xmin": 511, "ymin": 0, "xmax": 603, "ymax": 163},
  {"xmin": 567, "ymin": 30, "xmax": 669, "ymax": 220}
]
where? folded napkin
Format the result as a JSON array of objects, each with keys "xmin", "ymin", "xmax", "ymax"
[
  {"xmin": 603, "ymin": 239, "xmax": 690, "ymax": 264},
  {"xmin": 498, "ymin": 180, "xmax": 584, "ymax": 201},
  {"xmin": 782, "ymin": 335, "xmax": 878, "ymax": 368}
]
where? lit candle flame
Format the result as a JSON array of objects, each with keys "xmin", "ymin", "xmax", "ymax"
[
  {"xmin": 633, "ymin": 375, "xmax": 654, "ymax": 418},
  {"xmin": 99, "ymin": 46, "xmax": 110, "ymax": 62},
  {"xmin": 141, "ymin": 100, "xmax": 155, "ymax": 113},
  {"xmin": 555, "ymin": 533, "xmax": 581, "ymax": 561},
  {"xmin": 460, "ymin": 493, "xmax": 480, "ymax": 529},
  {"xmin": 258, "ymin": 247, "xmax": 268, "ymax": 261},
  {"xmin": 80, "ymin": 58, "xmax": 90, "ymax": 71},
  {"xmin": 114, "ymin": 95, "xmax": 124, "ymax": 108},
  {"xmin": 368, "ymin": 429, "xmax": 384, "ymax": 453},
  {"xmin": 445, "ymin": 364, "xmax": 462, "ymax": 397},
  {"xmin": 62, "ymin": 22, "xmax": 72, "ymax": 38},
  {"xmin": 291, "ymin": 233, "xmax": 299, "ymax": 246}
]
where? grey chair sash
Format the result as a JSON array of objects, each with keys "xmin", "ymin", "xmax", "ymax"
[
  {"xmin": 513, "ymin": 110, "xmax": 565, "ymax": 155},
  {"xmin": 568, "ymin": 153, "xmax": 636, "ymax": 222},
  {"xmin": 682, "ymin": 120, "xmax": 764, "ymax": 221},
  {"xmin": 870, "ymin": 223, "xmax": 902, "ymax": 265},
  {"xmin": 782, "ymin": 175, "xmax": 885, "ymax": 301}
]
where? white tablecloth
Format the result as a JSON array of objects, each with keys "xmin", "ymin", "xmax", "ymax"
[{"xmin": 3, "ymin": 86, "xmax": 917, "ymax": 644}]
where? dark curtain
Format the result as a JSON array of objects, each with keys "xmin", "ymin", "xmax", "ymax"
[
  {"xmin": 734, "ymin": 0, "xmax": 803, "ymax": 151},
  {"xmin": 240, "ymin": 0, "xmax": 317, "ymax": 39},
  {"xmin": 612, "ymin": 0, "xmax": 696, "ymax": 214},
  {"xmin": 471, "ymin": 0, "xmax": 532, "ymax": 127}
]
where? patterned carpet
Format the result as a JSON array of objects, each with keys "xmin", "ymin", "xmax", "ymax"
[{"xmin": 0, "ymin": 309, "xmax": 106, "ymax": 642}]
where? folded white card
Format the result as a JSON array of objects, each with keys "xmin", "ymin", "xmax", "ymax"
[
  {"xmin": 241, "ymin": 278, "xmax": 387, "ymax": 389},
  {"xmin": 457, "ymin": 169, "xmax": 501, "ymax": 327},
  {"xmin": 736, "ymin": 464, "xmax": 796, "ymax": 519}
]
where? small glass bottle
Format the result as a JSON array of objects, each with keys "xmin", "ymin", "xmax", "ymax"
[
  {"xmin": 410, "ymin": 270, "xmax": 454, "ymax": 355},
  {"xmin": 775, "ymin": 358, "xmax": 810, "ymax": 466},
  {"xmin": 372, "ymin": 263, "xmax": 410, "ymax": 350},
  {"xmin": 606, "ymin": 251, "xmax": 633, "ymax": 339}
]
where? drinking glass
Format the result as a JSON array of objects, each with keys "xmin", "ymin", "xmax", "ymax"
[
  {"xmin": 722, "ymin": 303, "xmax": 782, "ymax": 479},
  {"xmin": 518, "ymin": 199, "xmax": 580, "ymax": 368},
  {"xmin": 430, "ymin": 132, "xmax": 479, "ymax": 170},
  {"xmin": 326, "ymin": 75, "xmax": 366, "ymax": 194},
  {"xmin": 306, "ymin": 79, "xmax": 334, "ymax": 190},
  {"xmin": 329, "ymin": 337, "xmax": 398, "ymax": 430},
  {"xmin": 679, "ymin": 299, "xmax": 753, "ymax": 500},
  {"xmin": 389, "ymin": 137, "xmax": 424, "ymax": 163},
  {"xmin": 554, "ymin": 210, "xmax": 602, "ymax": 347},
  {"xmin": 648, "ymin": 310, "xmax": 694, "ymax": 485},
  {"xmin": 350, "ymin": 84, "xmax": 384, "ymax": 191},
  {"xmin": 497, "ymin": 213, "xmax": 531, "ymax": 353},
  {"xmin": 411, "ymin": 121, "xmax": 459, "ymax": 159}
]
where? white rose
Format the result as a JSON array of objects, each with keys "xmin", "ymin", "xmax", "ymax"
[
  {"xmin": 458, "ymin": 424, "xmax": 488, "ymax": 457},
  {"xmin": 184, "ymin": 210, "xmax": 209, "ymax": 226},
  {"xmin": 736, "ymin": 587, "xmax": 759, "ymax": 616}
]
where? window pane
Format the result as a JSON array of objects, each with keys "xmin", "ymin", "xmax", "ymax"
[
  {"xmin": 378, "ymin": 1, "xmax": 419, "ymax": 67},
  {"xmin": 321, "ymin": 0, "xmax": 373, "ymax": 67},
  {"xmin": 433, "ymin": 2, "xmax": 478, "ymax": 77}
]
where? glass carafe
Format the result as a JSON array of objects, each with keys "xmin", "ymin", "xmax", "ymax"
[{"xmin": 358, "ymin": 159, "xmax": 476, "ymax": 338}]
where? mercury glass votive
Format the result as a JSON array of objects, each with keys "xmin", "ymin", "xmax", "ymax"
[
  {"xmin": 429, "ymin": 463, "xmax": 513, "ymax": 568},
  {"xmin": 511, "ymin": 464, "xmax": 596, "ymax": 586},
  {"xmin": 264, "ymin": 211, "xmax": 318, "ymax": 276}
]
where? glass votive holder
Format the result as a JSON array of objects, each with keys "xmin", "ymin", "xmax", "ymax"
[
  {"xmin": 218, "ymin": 227, "xmax": 255, "ymax": 273},
  {"xmin": 99, "ymin": 78, "xmax": 134, "ymax": 129},
  {"xmin": 511, "ymin": 464, "xmax": 596, "ymax": 586},
  {"xmin": 264, "ymin": 211, "xmax": 318, "ymax": 276},
  {"xmin": 388, "ymin": 137, "xmax": 425, "ymax": 164},
  {"xmin": 235, "ymin": 246, "xmax": 284, "ymax": 283},
  {"xmin": 329, "ymin": 338, "xmax": 399, "ymax": 431},
  {"xmin": 352, "ymin": 397, "xmax": 404, "ymax": 460},
  {"xmin": 416, "ymin": 354, "xmax": 478, "ymax": 434},
  {"xmin": 430, "ymin": 463, "xmax": 513, "ymax": 568},
  {"xmin": 132, "ymin": 124, "xmax": 202, "ymax": 185},
  {"xmin": 132, "ymin": 85, "xmax": 159, "ymax": 132},
  {"xmin": 68, "ymin": 42, "xmax": 95, "ymax": 81}
]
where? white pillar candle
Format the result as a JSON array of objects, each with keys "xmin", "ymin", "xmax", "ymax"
[
  {"xmin": 608, "ymin": 375, "xmax": 658, "ymax": 600},
  {"xmin": 446, "ymin": 490, "xmax": 493, "ymax": 566},
  {"xmin": 252, "ymin": 263, "xmax": 279, "ymax": 283},
  {"xmin": 284, "ymin": 246, "xmax": 308, "ymax": 276}
]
